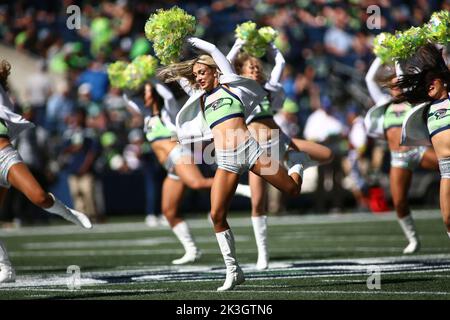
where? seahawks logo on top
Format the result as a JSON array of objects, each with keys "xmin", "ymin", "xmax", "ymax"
[
  {"xmin": 206, "ymin": 98, "xmax": 233, "ymax": 111},
  {"xmin": 429, "ymin": 108, "xmax": 449, "ymax": 120}
]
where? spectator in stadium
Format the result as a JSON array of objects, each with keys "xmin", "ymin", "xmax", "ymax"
[
  {"xmin": 323, "ymin": 7, "xmax": 355, "ymax": 66},
  {"xmin": 25, "ymin": 59, "xmax": 52, "ymax": 127},
  {"xmin": 76, "ymin": 59, "xmax": 109, "ymax": 103},
  {"xmin": 304, "ymin": 95, "xmax": 346, "ymax": 212},
  {"xmin": 45, "ymin": 81, "xmax": 74, "ymax": 135},
  {"xmin": 61, "ymin": 107, "xmax": 100, "ymax": 222},
  {"xmin": 344, "ymin": 105, "xmax": 370, "ymax": 212}
]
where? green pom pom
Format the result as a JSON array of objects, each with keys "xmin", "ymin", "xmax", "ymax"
[
  {"xmin": 373, "ymin": 10, "xmax": 450, "ymax": 63},
  {"xmin": 258, "ymin": 26, "xmax": 278, "ymax": 43},
  {"xmin": 395, "ymin": 27, "xmax": 428, "ymax": 60},
  {"xmin": 144, "ymin": 6, "xmax": 196, "ymax": 65},
  {"xmin": 235, "ymin": 22, "xmax": 279, "ymax": 58},
  {"xmin": 373, "ymin": 32, "xmax": 395, "ymax": 63},
  {"xmin": 373, "ymin": 26, "xmax": 428, "ymax": 62},
  {"xmin": 132, "ymin": 55, "xmax": 158, "ymax": 79},
  {"xmin": 425, "ymin": 10, "xmax": 450, "ymax": 45},
  {"xmin": 108, "ymin": 56, "xmax": 159, "ymax": 90},
  {"xmin": 235, "ymin": 21, "xmax": 258, "ymax": 41},
  {"xmin": 123, "ymin": 63, "xmax": 146, "ymax": 91},
  {"xmin": 107, "ymin": 61, "xmax": 128, "ymax": 88}
]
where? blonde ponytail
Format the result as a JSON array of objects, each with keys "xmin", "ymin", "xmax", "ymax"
[{"xmin": 157, "ymin": 54, "xmax": 218, "ymax": 89}]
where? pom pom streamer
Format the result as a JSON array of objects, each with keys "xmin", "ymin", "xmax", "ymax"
[
  {"xmin": 107, "ymin": 61, "xmax": 128, "ymax": 89},
  {"xmin": 373, "ymin": 10, "xmax": 450, "ymax": 63},
  {"xmin": 132, "ymin": 55, "xmax": 158, "ymax": 79},
  {"xmin": 235, "ymin": 21, "xmax": 279, "ymax": 58},
  {"xmin": 425, "ymin": 10, "xmax": 450, "ymax": 45},
  {"xmin": 107, "ymin": 55, "xmax": 159, "ymax": 90},
  {"xmin": 144, "ymin": 6, "xmax": 196, "ymax": 65},
  {"xmin": 373, "ymin": 32, "xmax": 396, "ymax": 64}
]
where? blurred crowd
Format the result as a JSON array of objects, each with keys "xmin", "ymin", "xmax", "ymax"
[{"xmin": 0, "ymin": 0, "xmax": 448, "ymax": 225}]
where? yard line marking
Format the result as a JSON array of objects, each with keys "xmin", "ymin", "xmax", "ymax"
[
  {"xmin": 21, "ymin": 236, "xmax": 250, "ymax": 250},
  {"xmin": 2, "ymin": 254, "xmax": 450, "ymax": 290},
  {"xmin": 9, "ymin": 247, "xmax": 450, "ymax": 257},
  {"xmin": 0, "ymin": 277, "xmax": 108, "ymax": 288},
  {"xmin": 0, "ymin": 210, "xmax": 443, "ymax": 237}
]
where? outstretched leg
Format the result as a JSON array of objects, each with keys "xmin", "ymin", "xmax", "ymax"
[
  {"xmin": 174, "ymin": 159, "xmax": 214, "ymax": 190},
  {"xmin": 7, "ymin": 162, "xmax": 92, "ymax": 229},
  {"xmin": 289, "ymin": 138, "xmax": 334, "ymax": 165},
  {"xmin": 420, "ymin": 147, "xmax": 439, "ymax": 171},
  {"xmin": 250, "ymin": 153, "xmax": 302, "ymax": 196}
]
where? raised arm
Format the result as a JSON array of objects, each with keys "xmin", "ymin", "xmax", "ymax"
[
  {"xmin": 176, "ymin": 77, "xmax": 196, "ymax": 96},
  {"xmin": 267, "ymin": 43, "xmax": 285, "ymax": 86},
  {"xmin": 187, "ymin": 37, "xmax": 235, "ymax": 76},
  {"xmin": 122, "ymin": 93, "xmax": 142, "ymax": 115},
  {"xmin": 153, "ymin": 79, "xmax": 176, "ymax": 106},
  {"xmin": 365, "ymin": 57, "xmax": 390, "ymax": 105},
  {"xmin": 226, "ymin": 39, "xmax": 244, "ymax": 64},
  {"xmin": 152, "ymin": 79, "xmax": 179, "ymax": 122}
]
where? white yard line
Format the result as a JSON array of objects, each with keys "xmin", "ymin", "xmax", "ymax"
[
  {"xmin": 21, "ymin": 235, "xmax": 251, "ymax": 250},
  {"xmin": 0, "ymin": 210, "xmax": 442, "ymax": 237},
  {"xmin": 9, "ymin": 247, "xmax": 450, "ymax": 258}
]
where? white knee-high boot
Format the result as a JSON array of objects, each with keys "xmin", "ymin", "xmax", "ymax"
[
  {"xmin": 216, "ymin": 229, "xmax": 245, "ymax": 291},
  {"xmin": 171, "ymin": 221, "xmax": 201, "ymax": 265},
  {"xmin": 46, "ymin": 193, "xmax": 92, "ymax": 229},
  {"xmin": 398, "ymin": 215, "xmax": 420, "ymax": 254},
  {"xmin": 0, "ymin": 241, "xmax": 15, "ymax": 283},
  {"xmin": 252, "ymin": 216, "xmax": 269, "ymax": 270}
]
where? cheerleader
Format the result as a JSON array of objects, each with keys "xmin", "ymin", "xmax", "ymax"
[
  {"xmin": 226, "ymin": 39, "xmax": 333, "ymax": 269},
  {"xmin": 396, "ymin": 43, "xmax": 450, "ymax": 240},
  {"xmin": 0, "ymin": 60, "xmax": 92, "ymax": 283},
  {"xmin": 365, "ymin": 57, "xmax": 438, "ymax": 254},
  {"xmin": 158, "ymin": 36, "xmax": 307, "ymax": 291},
  {"xmin": 123, "ymin": 79, "xmax": 213, "ymax": 265}
]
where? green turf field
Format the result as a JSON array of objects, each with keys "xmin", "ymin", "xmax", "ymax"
[{"xmin": 0, "ymin": 210, "xmax": 449, "ymax": 300}]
